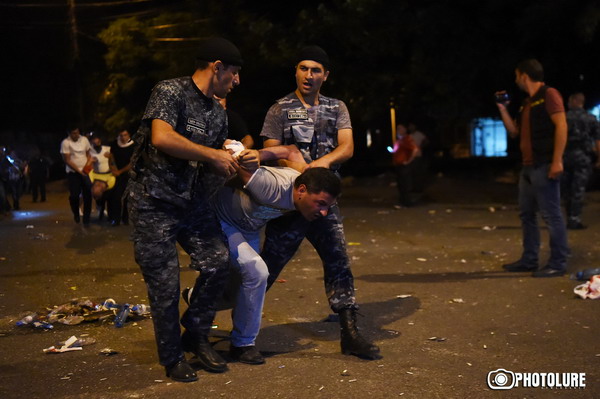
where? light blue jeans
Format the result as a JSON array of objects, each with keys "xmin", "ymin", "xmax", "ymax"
[
  {"xmin": 220, "ymin": 219, "xmax": 269, "ymax": 347},
  {"xmin": 518, "ymin": 164, "xmax": 568, "ymax": 270}
]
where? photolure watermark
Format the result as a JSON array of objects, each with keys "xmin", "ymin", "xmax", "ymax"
[{"xmin": 487, "ymin": 369, "xmax": 586, "ymax": 390}]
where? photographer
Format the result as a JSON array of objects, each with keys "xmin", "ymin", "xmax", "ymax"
[{"xmin": 495, "ymin": 59, "xmax": 568, "ymax": 278}]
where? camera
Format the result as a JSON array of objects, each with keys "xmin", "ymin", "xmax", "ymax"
[
  {"xmin": 495, "ymin": 93, "xmax": 510, "ymax": 104},
  {"xmin": 487, "ymin": 368, "xmax": 515, "ymax": 390}
]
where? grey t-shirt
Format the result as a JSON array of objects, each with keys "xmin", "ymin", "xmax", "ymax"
[{"xmin": 214, "ymin": 166, "xmax": 300, "ymax": 233}]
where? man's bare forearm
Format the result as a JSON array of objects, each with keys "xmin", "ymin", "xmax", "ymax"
[{"xmin": 258, "ymin": 145, "xmax": 305, "ymax": 165}]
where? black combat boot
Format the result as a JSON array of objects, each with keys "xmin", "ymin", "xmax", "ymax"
[
  {"xmin": 165, "ymin": 359, "xmax": 198, "ymax": 382},
  {"xmin": 181, "ymin": 330, "xmax": 228, "ymax": 373},
  {"xmin": 339, "ymin": 308, "xmax": 381, "ymax": 360}
]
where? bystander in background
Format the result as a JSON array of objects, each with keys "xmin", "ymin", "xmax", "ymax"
[
  {"xmin": 87, "ymin": 133, "xmax": 113, "ymax": 221},
  {"xmin": 0, "ymin": 147, "xmax": 9, "ymax": 215},
  {"xmin": 3, "ymin": 149, "xmax": 26, "ymax": 211},
  {"xmin": 562, "ymin": 92, "xmax": 600, "ymax": 230},
  {"xmin": 391, "ymin": 123, "xmax": 418, "ymax": 208},
  {"xmin": 495, "ymin": 58, "xmax": 568, "ymax": 278},
  {"xmin": 107, "ymin": 129, "xmax": 134, "ymax": 226},
  {"xmin": 60, "ymin": 127, "xmax": 92, "ymax": 225},
  {"xmin": 29, "ymin": 150, "xmax": 50, "ymax": 203},
  {"xmin": 408, "ymin": 122, "xmax": 430, "ymax": 195}
]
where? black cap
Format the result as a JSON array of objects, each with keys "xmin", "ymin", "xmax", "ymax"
[
  {"xmin": 196, "ymin": 37, "xmax": 243, "ymax": 66},
  {"xmin": 296, "ymin": 45, "xmax": 330, "ymax": 70}
]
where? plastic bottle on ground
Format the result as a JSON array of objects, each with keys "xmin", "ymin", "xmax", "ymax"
[
  {"xmin": 570, "ymin": 267, "xmax": 600, "ymax": 281},
  {"xmin": 131, "ymin": 304, "xmax": 150, "ymax": 315},
  {"xmin": 16, "ymin": 312, "xmax": 38, "ymax": 326},
  {"xmin": 114, "ymin": 304, "xmax": 130, "ymax": 328}
]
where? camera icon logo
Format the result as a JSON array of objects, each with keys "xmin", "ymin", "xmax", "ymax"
[{"xmin": 487, "ymin": 368, "xmax": 516, "ymax": 390}]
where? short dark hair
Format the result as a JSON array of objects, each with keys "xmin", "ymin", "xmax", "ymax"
[
  {"xmin": 294, "ymin": 167, "xmax": 341, "ymax": 198},
  {"xmin": 569, "ymin": 92, "xmax": 585, "ymax": 106},
  {"xmin": 195, "ymin": 59, "xmax": 210, "ymax": 70},
  {"xmin": 516, "ymin": 59, "xmax": 544, "ymax": 82},
  {"xmin": 89, "ymin": 133, "xmax": 103, "ymax": 142}
]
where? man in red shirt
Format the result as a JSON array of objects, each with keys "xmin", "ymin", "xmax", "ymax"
[
  {"xmin": 495, "ymin": 59, "xmax": 568, "ymax": 277},
  {"xmin": 391, "ymin": 123, "xmax": 418, "ymax": 208}
]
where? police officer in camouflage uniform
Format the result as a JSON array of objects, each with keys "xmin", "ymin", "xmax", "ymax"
[
  {"xmin": 260, "ymin": 45, "xmax": 381, "ymax": 360},
  {"xmin": 127, "ymin": 37, "xmax": 242, "ymax": 383},
  {"xmin": 562, "ymin": 92, "xmax": 600, "ymax": 229}
]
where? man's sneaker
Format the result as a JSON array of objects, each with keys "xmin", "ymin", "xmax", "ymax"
[{"xmin": 229, "ymin": 345, "xmax": 265, "ymax": 365}]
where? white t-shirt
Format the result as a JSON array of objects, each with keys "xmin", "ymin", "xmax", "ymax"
[
  {"xmin": 90, "ymin": 145, "xmax": 111, "ymax": 173},
  {"xmin": 60, "ymin": 136, "xmax": 91, "ymax": 173},
  {"xmin": 213, "ymin": 166, "xmax": 300, "ymax": 233},
  {"xmin": 410, "ymin": 130, "xmax": 427, "ymax": 156}
]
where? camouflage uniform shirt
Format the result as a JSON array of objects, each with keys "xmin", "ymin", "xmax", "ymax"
[
  {"xmin": 260, "ymin": 92, "xmax": 351, "ymax": 169},
  {"xmin": 130, "ymin": 76, "xmax": 228, "ymax": 207},
  {"xmin": 565, "ymin": 107, "xmax": 600, "ymax": 156}
]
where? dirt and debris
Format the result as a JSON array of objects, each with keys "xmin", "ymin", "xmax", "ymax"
[{"xmin": 14, "ymin": 298, "xmax": 150, "ymax": 329}]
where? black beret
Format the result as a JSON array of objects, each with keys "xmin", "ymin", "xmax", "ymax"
[
  {"xmin": 197, "ymin": 37, "xmax": 243, "ymax": 67},
  {"xmin": 296, "ymin": 45, "xmax": 330, "ymax": 70}
]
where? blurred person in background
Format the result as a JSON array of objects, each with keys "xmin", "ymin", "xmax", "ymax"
[
  {"xmin": 60, "ymin": 127, "xmax": 92, "ymax": 225},
  {"xmin": 561, "ymin": 92, "xmax": 600, "ymax": 230}
]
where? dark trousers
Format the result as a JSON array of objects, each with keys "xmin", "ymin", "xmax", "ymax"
[
  {"xmin": 30, "ymin": 176, "xmax": 46, "ymax": 202},
  {"xmin": 562, "ymin": 152, "xmax": 592, "ymax": 222},
  {"xmin": 0, "ymin": 181, "xmax": 7, "ymax": 213},
  {"xmin": 107, "ymin": 175, "xmax": 129, "ymax": 224},
  {"xmin": 519, "ymin": 164, "xmax": 568, "ymax": 270},
  {"xmin": 7, "ymin": 179, "xmax": 23, "ymax": 210},
  {"xmin": 129, "ymin": 182, "xmax": 230, "ymax": 367},
  {"xmin": 261, "ymin": 205, "xmax": 356, "ymax": 313},
  {"xmin": 67, "ymin": 172, "xmax": 91, "ymax": 223},
  {"xmin": 394, "ymin": 163, "xmax": 413, "ymax": 206}
]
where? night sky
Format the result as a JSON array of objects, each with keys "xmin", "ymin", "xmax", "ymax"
[{"xmin": 1, "ymin": 0, "xmax": 598, "ymax": 175}]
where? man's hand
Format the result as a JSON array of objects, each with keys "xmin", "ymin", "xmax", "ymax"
[
  {"xmin": 494, "ymin": 90, "xmax": 518, "ymax": 138},
  {"xmin": 306, "ymin": 157, "xmax": 331, "ymax": 169},
  {"xmin": 237, "ymin": 149, "xmax": 260, "ymax": 173},
  {"xmin": 208, "ymin": 149, "xmax": 238, "ymax": 177},
  {"xmin": 548, "ymin": 160, "xmax": 563, "ymax": 179},
  {"xmin": 494, "ymin": 90, "xmax": 510, "ymax": 110}
]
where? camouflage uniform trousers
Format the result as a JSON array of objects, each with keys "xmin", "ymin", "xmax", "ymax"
[
  {"xmin": 261, "ymin": 204, "xmax": 357, "ymax": 312},
  {"xmin": 562, "ymin": 150, "xmax": 593, "ymax": 223},
  {"xmin": 128, "ymin": 182, "xmax": 230, "ymax": 367}
]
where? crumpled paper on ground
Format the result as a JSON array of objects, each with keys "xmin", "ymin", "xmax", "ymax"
[
  {"xmin": 574, "ymin": 275, "xmax": 600, "ymax": 299},
  {"xmin": 43, "ymin": 335, "xmax": 83, "ymax": 354}
]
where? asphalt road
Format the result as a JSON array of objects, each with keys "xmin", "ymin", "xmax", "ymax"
[{"xmin": 0, "ymin": 172, "xmax": 598, "ymax": 399}]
